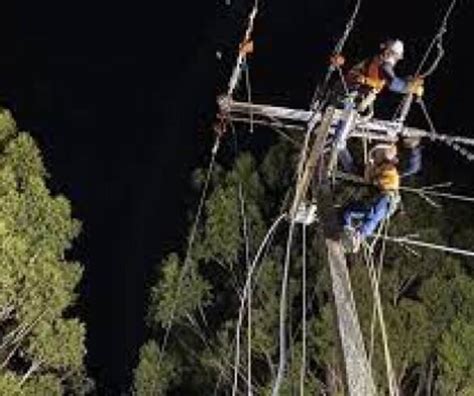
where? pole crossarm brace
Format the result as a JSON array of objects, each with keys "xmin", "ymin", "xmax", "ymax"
[{"xmin": 221, "ymin": 99, "xmax": 474, "ymax": 147}]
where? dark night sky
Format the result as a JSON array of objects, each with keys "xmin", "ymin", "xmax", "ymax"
[{"xmin": 2, "ymin": 0, "xmax": 473, "ymax": 393}]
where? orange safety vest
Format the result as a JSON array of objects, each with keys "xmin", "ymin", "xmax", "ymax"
[{"xmin": 347, "ymin": 56, "xmax": 387, "ymax": 91}]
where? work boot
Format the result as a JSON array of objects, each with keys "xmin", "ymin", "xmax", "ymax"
[{"xmin": 341, "ymin": 226, "xmax": 362, "ymax": 253}]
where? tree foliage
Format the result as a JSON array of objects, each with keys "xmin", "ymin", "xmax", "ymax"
[
  {"xmin": 0, "ymin": 109, "xmax": 91, "ymax": 395},
  {"xmin": 133, "ymin": 340, "xmax": 179, "ymax": 396},
  {"xmin": 134, "ymin": 133, "xmax": 474, "ymax": 395}
]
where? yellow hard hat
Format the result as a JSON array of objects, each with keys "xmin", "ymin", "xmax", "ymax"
[{"xmin": 377, "ymin": 165, "xmax": 400, "ymax": 191}]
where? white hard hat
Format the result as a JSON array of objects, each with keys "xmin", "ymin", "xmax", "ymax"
[
  {"xmin": 381, "ymin": 39, "xmax": 404, "ymax": 60},
  {"xmin": 369, "ymin": 143, "xmax": 398, "ymax": 164}
]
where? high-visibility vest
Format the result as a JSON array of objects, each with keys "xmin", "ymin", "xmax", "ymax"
[
  {"xmin": 374, "ymin": 163, "xmax": 400, "ymax": 192},
  {"xmin": 347, "ymin": 56, "xmax": 387, "ymax": 91}
]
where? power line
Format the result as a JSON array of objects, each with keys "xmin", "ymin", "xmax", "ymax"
[
  {"xmin": 158, "ymin": 146, "xmax": 218, "ymax": 362},
  {"xmin": 381, "ymin": 235, "xmax": 474, "ymax": 258},
  {"xmin": 336, "ymin": 171, "xmax": 474, "ymax": 205},
  {"xmin": 299, "ymin": 224, "xmax": 308, "ymax": 396},
  {"xmin": 232, "ymin": 213, "xmax": 287, "ymax": 396}
]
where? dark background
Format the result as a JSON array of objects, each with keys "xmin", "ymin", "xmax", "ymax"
[{"xmin": 1, "ymin": 0, "xmax": 472, "ymax": 393}]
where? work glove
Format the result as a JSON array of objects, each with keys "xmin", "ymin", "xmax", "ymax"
[
  {"xmin": 408, "ymin": 77, "xmax": 424, "ymax": 97},
  {"xmin": 330, "ymin": 54, "xmax": 345, "ymax": 67},
  {"xmin": 239, "ymin": 39, "xmax": 254, "ymax": 56},
  {"xmin": 356, "ymin": 75, "xmax": 385, "ymax": 91}
]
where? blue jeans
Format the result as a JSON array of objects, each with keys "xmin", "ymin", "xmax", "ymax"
[
  {"xmin": 333, "ymin": 96, "xmax": 356, "ymax": 173},
  {"xmin": 343, "ymin": 193, "xmax": 393, "ymax": 238}
]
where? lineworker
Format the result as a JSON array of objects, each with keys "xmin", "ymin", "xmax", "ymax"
[
  {"xmin": 329, "ymin": 39, "xmax": 424, "ymax": 173},
  {"xmin": 341, "ymin": 136, "xmax": 422, "ymax": 253}
]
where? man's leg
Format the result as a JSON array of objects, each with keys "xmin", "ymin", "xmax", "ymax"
[
  {"xmin": 328, "ymin": 96, "xmax": 357, "ymax": 175},
  {"xmin": 359, "ymin": 194, "xmax": 392, "ymax": 238},
  {"xmin": 339, "ymin": 147, "xmax": 355, "ymax": 173}
]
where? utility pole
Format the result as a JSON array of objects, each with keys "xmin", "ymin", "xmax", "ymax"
[{"xmin": 219, "ymin": 97, "xmax": 474, "ymax": 395}]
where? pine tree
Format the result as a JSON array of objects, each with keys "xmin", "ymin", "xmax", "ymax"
[
  {"xmin": 0, "ymin": 108, "xmax": 92, "ymax": 395},
  {"xmin": 134, "ymin": 132, "xmax": 474, "ymax": 395}
]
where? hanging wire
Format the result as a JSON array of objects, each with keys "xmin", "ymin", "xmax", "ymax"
[
  {"xmin": 214, "ymin": 0, "xmax": 259, "ymax": 155},
  {"xmin": 415, "ymin": 0, "xmax": 458, "ymax": 78},
  {"xmin": 311, "ymin": 0, "xmax": 362, "ymax": 107},
  {"xmin": 227, "ymin": 113, "xmax": 257, "ymax": 395},
  {"xmin": 364, "ymin": 246, "xmax": 399, "ymax": 396},
  {"xmin": 240, "ymin": 60, "xmax": 254, "ymax": 394},
  {"xmin": 417, "ymin": 96, "xmax": 474, "ymax": 162},
  {"xmin": 158, "ymin": 146, "xmax": 218, "ymax": 362},
  {"xmin": 232, "ymin": 214, "xmax": 288, "ymax": 396},
  {"xmin": 269, "ymin": 70, "xmax": 332, "ymax": 396},
  {"xmin": 380, "ymin": 235, "xmax": 474, "ymax": 258},
  {"xmin": 363, "ymin": 216, "xmax": 399, "ymax": 396},
  {"xmin": 271, "ymin": 216, "xmax": 298, "ymax": 396},
  {"xmin": 402, "ymin": 186, "xmax": 474, "ymax": 204},
  {"xmin": 244, "ymin": 60, "xmax": 254, "ymax": 134},
  {"xmin": 395, "ymin": 0, "xmax": 458, "ymax": 122},
  {"xmin": 299, "ymin": 224, "xmax": 308, "ymax": 396},
  {"xmin": 335, "ymin": 171, "xmax": 474, "ymax": 205},
  {"xmin": 159, "ymin": 0, "xmax": 260, "ymax": 371},
  {"xmin": 273, "ymin": 107, "xmax": 337, "ymax": 394},
  {"xmin": 416, "ymin": 97, "xmax": 437, "ymax": 135},
  {"xmin": 336, "ymin": 64, "xmax": 350, "ymax": 96},
  {"xmin": 230, "ymin": 120, "xmax": 254, "ymax": 395},
  {"xmin": 227, "ymin": 0, "xmax": 259, "ymax": 97}
]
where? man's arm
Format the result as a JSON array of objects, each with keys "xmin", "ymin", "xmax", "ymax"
[
  {"xmin": 400, "ymin": 143, "xmax": 422, "ymax": 178},
  {"xmin": 380, "ymin": 62, "xmax": 409, "ymax": 93}
]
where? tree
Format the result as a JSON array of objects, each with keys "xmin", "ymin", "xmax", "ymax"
[
  {"xmin": 134, "ymin": 131, "xmax": 474, "ymax": 395},
  {"xmin": 0, "ymin": 108, "xmax": 92, "ymax": 395},
  {"xmin": 133, "ymin": 340, "xmax": 179, "ymax": 396}
]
